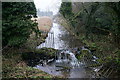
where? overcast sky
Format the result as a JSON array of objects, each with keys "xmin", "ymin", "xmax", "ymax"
[{"xmin": 34, "ymin": 0, "xmax": 62, "ymax": 15}]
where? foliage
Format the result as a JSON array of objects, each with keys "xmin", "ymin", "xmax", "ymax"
[
  {"xmin": 2, "ymin": 2, "xmax": 40, "ymax": 47},
  {"xmin": 114, "ymin": 49, "xmax": 120, "ymax": 71},
  {"xmin": 83, "ymin": 3, "xmax": 120, "ymax": 46},
  {"xmin": 104, "ymin": 2, "xmax": 120, "ymax": 46},
  {"xmin": 34, "ymin": 48, "xmax": 57, "ymax": 57},
  {"xmin": 60, "ymin": 2, "xmax": 120, "ymax": 46},
  {"xmin": 59, "ymin": 2, "xmax": 76, "ymax": 27},
  {"xmin": 60, "ymin": 2, "xmax": 120, "ymax": 73},
  {"xmin": 2, "ymin": 47, "xmax": 55, "ymax": 78},
  {"xmin": 59, "ymin": 2, "xmax": 73, "ymax": 18}
]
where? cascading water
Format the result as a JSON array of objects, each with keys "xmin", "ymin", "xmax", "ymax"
[
  {"xmin": 55, "ymin": 50, "xmax": 81, "ymax": 68},
  {"xmin": 35, "ymin": 23, "xmax": 100, "ymax": 78},
  {"xmin": 68, "ymin": 52, "xmax": 80, "ymax": 67}
]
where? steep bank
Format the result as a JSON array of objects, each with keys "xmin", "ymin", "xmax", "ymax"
[
  {"xmin": 2, "ymin": 16, "xmax": 59, "ymax": 79},
  {"xmin": 57, "ymin": 2, "xmax": 120, "ymax": 78},
  {"xmin": 2, "ymin": 47, "xmax": 59, "ymax": 78}
]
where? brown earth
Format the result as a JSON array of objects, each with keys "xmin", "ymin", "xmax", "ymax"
[{"xmin": 31, "ymin": 16, "xmax": 53, "ymax": 32}]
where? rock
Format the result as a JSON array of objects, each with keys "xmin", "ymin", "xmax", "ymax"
[
  {"xmin": 55, "ymin": 65, "xmax": 72, "ymax": 70},
  {"xmin": 21, "ymin": 48, "xmax": 57, "ymax": 66}
]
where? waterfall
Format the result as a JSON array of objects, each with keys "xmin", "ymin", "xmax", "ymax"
[
  {"xmin": 67, "ymin": 52, "xmax": 80, "ymax": 67},
  {"xmin": 55, "ymin": 50, "xmax": 80, "ymax": 68}
]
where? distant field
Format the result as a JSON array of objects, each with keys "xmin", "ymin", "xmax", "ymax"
[{"xmin": 31, "ymin": 16, "xmax": 53, "ymax": 32}]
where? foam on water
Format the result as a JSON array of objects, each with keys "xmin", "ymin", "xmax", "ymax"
[{"xmin": 55, "ymin": 50, "xmax": 81, "ymax": 68}]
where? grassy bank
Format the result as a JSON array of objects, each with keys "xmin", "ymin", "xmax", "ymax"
[
  {"xmin": 2, "ymin": 47, "xmax": 59, "ymax": 79},
  {"xmin": 2, "ymin": 17, "xmax": 56, "ymax": 79}
]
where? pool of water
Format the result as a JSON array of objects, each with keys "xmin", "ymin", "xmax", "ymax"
[{"xmin": 34, "ymin": 62, "xmax": 95, "ymax": 78}]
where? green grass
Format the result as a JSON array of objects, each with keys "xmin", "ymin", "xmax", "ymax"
[
  {"xmin": 34, "ymin": 47, "xmax": 57, "ymax": 57},
  {"xmin": 2, "ymin": 47, "xmax": 59, "ymax": 79}
]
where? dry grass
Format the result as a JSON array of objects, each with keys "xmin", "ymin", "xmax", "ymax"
[
  {"xmin": 28, "ymin": 16, "xmax": 53, "ymax": 49},
  {"xmin": 31, "ymin": 16, "xmax": 53, "ymax": 32}
]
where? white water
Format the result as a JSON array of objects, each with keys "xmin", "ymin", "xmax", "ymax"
[
  {"xmin": 56, "ymin": 50, "xmax": 81, "ymax": 68},
  {"xmin": 37, "ymin": 23, "xmax": 69, "ymax": 49},
  {"xmin": 35, "ymin": 23, "xmax": 100, "ymax": 78}
]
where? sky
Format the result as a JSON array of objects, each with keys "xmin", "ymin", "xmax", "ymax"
[{"xmin": 34, "ymin": 0, "xmax": 62, "ymax": 15}]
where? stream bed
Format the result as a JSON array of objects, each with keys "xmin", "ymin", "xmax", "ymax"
[{"xmin": 35, "ymin": 23, "xmax": 98, "ymax": 78}]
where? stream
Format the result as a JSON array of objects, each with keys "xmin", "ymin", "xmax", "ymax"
[{"xmin": 35, "ymin": 23, "xmax": 98, "ymax": 78}]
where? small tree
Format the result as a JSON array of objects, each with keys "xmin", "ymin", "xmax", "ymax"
[{"xmin": 2, "ymin": 2, "xmax": 39, "ymax": 47}]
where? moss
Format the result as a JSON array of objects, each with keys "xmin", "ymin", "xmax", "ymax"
[
  {"xmin": 9, "ymin": 66, "xmax": 53, "ymax": 78},
  {"xmin": 83, "ymin": 40, "xmax": 98, "ymax": 51},
  {"xmin": 2, "ymin": 47, "xmax": 58, "ymax": 78},
  {"xmin": 3, "ymin": 65, "xmax": 53, "ymax": 78},
  {"xmin": 34, "ymin": 48, "xmax": 57, "ymax": 57}
]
